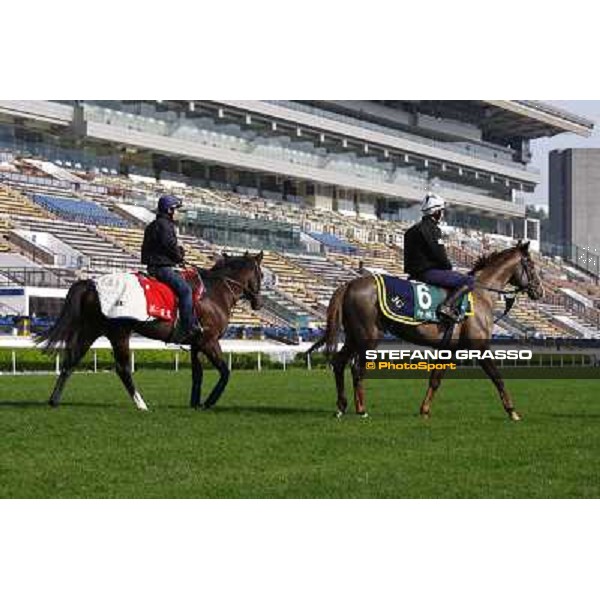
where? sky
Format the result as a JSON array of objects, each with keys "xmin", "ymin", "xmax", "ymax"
[{"xmin": 529, "ymin": 100, "xmax": 600, "ymax": 207}]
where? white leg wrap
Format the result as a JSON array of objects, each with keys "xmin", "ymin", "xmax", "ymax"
[{"xmin": 133, "ymin": 391, "xmax": 148, "ymax": 411}]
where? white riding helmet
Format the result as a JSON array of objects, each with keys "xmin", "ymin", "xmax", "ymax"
[{"xmin": 421, "ymin": 193, "xmax": 446, "ymax": 215}]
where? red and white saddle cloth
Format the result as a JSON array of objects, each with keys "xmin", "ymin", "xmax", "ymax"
[{"xmin": 95, "ymin": 270, "xmax": 204, "ymax": 323}]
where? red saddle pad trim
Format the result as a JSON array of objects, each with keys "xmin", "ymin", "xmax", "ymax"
[{"xmin": 136, "ymin": 268, "xmax": 204, "ymax": 323}]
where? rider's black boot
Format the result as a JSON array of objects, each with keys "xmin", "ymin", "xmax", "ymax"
[
  {"xmin": 437, "ymin": 284, "xmax": 471, "ymax": 323},
  {"xmin": 171, "ymin": 322, "xmax": 204, "ymax": 345}
]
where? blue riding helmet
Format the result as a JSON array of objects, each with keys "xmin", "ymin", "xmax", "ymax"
[{"xmin": 157, "ymin": 195, "xmax": 183, "ymax": 214}]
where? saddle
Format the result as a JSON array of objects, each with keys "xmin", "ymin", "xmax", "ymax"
[
  {"xmin": 373, "ymin": 274, "xmax": 473, "ymax": 326},
  {"xmin": 136, "ymin": 267, "xmax": 206, "ymax": 323}
]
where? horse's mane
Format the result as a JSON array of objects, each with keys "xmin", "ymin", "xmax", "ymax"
[
  {"xmin": 469, "ymin": 247, "xmax": 515, "ymax": 274},
  {"xmin": 201, "ymin": 254, "xmax": 254, "ymax": 279}
]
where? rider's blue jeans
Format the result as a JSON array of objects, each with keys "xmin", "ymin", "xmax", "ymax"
[
  {"xmin": 419, "ymin": 269, "xmax": 475, "ymax": 291},
  {"xmin": 149, "ymin": 266, "xmax": 197, "ymax": 329}
]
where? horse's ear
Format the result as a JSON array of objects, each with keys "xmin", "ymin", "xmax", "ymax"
[
  {"xmin": 256, "ymin": 251, "xmax": 264, "ymax": 263},
  {"xmin": 222, "ymin": 252, "xmax": 229, "ymax": 260},
  {"xmin": 519, "ymin": 240, "xmax": 531, "ymax": 254},
  {"xmin": 244, "ymin": 250, "xmax": 249, "ymax": 257}
]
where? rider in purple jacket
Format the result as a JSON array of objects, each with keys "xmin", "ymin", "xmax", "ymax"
[{"xmin": 403, "ymin": 193, "xmax": 475, "ymax": 323}]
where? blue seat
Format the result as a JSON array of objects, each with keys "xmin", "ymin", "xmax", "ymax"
[
  {"xmin": 308, "ymin": 231, "xmax": 357, "ymax": 253},
  {"xmin": 31, "ymin": 194, "xmax": 130, "ymax": 228}
]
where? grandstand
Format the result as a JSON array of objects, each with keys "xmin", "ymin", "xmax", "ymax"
[{"xmin": 0, "ymin": 100, "xmax": 598, "ymax": 342}]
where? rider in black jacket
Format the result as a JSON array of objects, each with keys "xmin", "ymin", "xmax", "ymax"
[
  {"xmin": 142, "ymin": 195, "xmax": 203, "ymax": 344},
  {"xmin": 403, "ymin": 193, "xmax": 474, "ymax": 322}
]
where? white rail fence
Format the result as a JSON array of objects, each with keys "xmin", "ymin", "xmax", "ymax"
[{"xmin": 0, "ymin": 336, "xmax": 316, "ymax": 375}]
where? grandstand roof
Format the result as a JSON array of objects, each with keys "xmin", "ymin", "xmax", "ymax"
[{"xmin": 377, "ymin": 100, "xmax": 594, "ymax": 140}]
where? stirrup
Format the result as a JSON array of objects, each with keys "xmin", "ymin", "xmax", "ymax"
[{"xmin": 437, "ymin": 304, "xmax": 461, "ymax": 323}]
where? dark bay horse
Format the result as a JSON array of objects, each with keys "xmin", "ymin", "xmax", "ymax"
[
  {"xmin": 39, "ymin": 251, "xmax": 264, "ymax": 410},
  {"xmin": 307, "ymin": 241, "xmax": 543, "ymax": 421}
]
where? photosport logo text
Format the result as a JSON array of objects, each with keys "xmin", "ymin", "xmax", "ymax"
[{"xmin": 363, "ymin": 348, "xmax": 535, "ymax": 378}]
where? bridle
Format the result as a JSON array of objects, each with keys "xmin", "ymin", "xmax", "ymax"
[
  {"xmin": 219, "ymin": 261, "xmax": 261, "ymax": 305},
  {"xmin": 474, "ymin": 255, "xmax": 538, "ymax": 323}
]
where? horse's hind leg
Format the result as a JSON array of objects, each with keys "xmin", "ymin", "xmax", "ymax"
[
  {"xmin": 419, "ymin": 365, "xmax": 448, "ymax": 419},
  {"xmin": 109, "ymin": 333, "xmax": 148, "ymax": 411},
  {"xmin": 350, "ymin": 354, "xmax": 369, "ymax": 417},
  {"xmin": 478, "ymin": 358, "xmax": 521, "ymax": 421},
  {"xmin": 350, "ymin": 338, "xmax": 380, "ymax": 417},
  {"xmin": 331, "ymin": 344, "xmax": 352, "ymax": 417},
  {"xmin": 49, "ymin": 332, "xmax": 97, "ymax": 407}
]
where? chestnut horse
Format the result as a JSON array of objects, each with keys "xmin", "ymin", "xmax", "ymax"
[
  {"xmin": 307, "ymin": 241, "xmax": 543, "ymax": 420},
  {"xmin": 38, "ymin": 251, "xmax": 263, "ymax": 410}
]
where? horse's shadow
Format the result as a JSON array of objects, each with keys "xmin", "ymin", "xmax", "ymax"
[
  {"xmin": 161, "ymin": 403, "xmax": 331, "ymax": 417},
  {"xmin": 0, "ymin": 400, "xmax": 46, "ymax": 409},
  {"xmin": 0, "ymin": 400, "xmax": 331, "ymax": 417},
  {"xmin": 0, "ymin": 399, "xmax": 127, "ymax": 410},
  {"xmin": 544, "ymin": 412, "xmax": 600, "ymax": 420}
]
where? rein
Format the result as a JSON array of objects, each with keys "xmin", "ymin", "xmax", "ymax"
[
  {"xmin": 219, "ymin": 275, "xmax": 256, "ymax": 304},
  {"xmin": 473, "ymin": 257, "xmax": 532, "ymax": 324},
  {"xmin": 473, "ymin": 284, "xmax": 524, "ymax": 324}
]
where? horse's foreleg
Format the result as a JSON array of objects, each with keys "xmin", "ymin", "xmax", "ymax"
[
  {"xmin": 478, "ymin": 358, "xmax": 521, "ymax": 421},
  {"xmin": 419, "ymin": 365, "xmax": 448, "ymax": 418},
  {"xmin": 49, "ymin": 333, "xmax": 97, "ymax": 407},
  {"xmin": 190, "ymin": 342, "xmax": 203, "ymax": 409},
  {"xmin": 331, "ymin": 344, "xmax": 352, "ymax": 417},
  {"xmin": 110, "ymin": 334, "xmax": 148, "ymax": 411},
  {"xmin": 202, "ymin": 342, "xmax": 229, "ymax": 410}
]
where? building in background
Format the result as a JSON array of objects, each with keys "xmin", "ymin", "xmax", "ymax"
[{"xmin": 549, "ymin": 148, "xmax": 600, "ymax": 271}]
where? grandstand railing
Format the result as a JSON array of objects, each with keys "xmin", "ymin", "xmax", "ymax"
[
  {"xmin": 183, "ymin": 211, "xmax": 309, "ymax": 255},
  {"xmin": 541, "ymin": 241, "xmax": 600, "ymax": 281},
  {"xmin": 543, "ymin": 288, "xmax": 600, "ymax": 328},
  {"xmin": 0, "ymin": 268, "xmax": 75, "ymax": 288},
  {"xmin": 0, "ymin": 170, "xmax": 107, "ymax": 196},
  {"xmin": 261, "ymin": 292, "xmax": 311, "ymax": 328}
]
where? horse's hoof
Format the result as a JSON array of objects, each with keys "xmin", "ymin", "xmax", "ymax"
[
  {"xmin": 334, "ymin": 410, "xmax": 345, "ymax": 419},
  {"xmin": 48, "ymin": 401, "xmax": 59, "ymax": 409},
  {"xmin": 509, "ymin": 410, "xmax": 522, "ymax": 422},
  {"xmin": 420, "ymin": 411, "xmax": 430, "ymax": 419},
  {"xmin": 357, "ymin": 412, "xmax": 370, "ymax": 419},
  {"xmin": 201, "ymin": 403, "xmax": 213, "ymax": 411}
]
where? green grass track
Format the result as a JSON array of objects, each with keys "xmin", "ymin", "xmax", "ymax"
[{"xmin": 0, "ymin": 370, "xmax": 598, "ymax": 498}]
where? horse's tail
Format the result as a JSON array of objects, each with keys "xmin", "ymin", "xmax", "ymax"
[
  {"xmin": 37, "ymin": 280, "xmax": 95, "ymax": 356},
  {"xmin": 305, "ymin": 282, "xmax": 347, "ymax": 357}
]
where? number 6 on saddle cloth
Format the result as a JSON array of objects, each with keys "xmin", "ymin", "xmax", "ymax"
[{"xmin": 373, "ymin": 274, "xmax": 474, "ymax": 325}]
